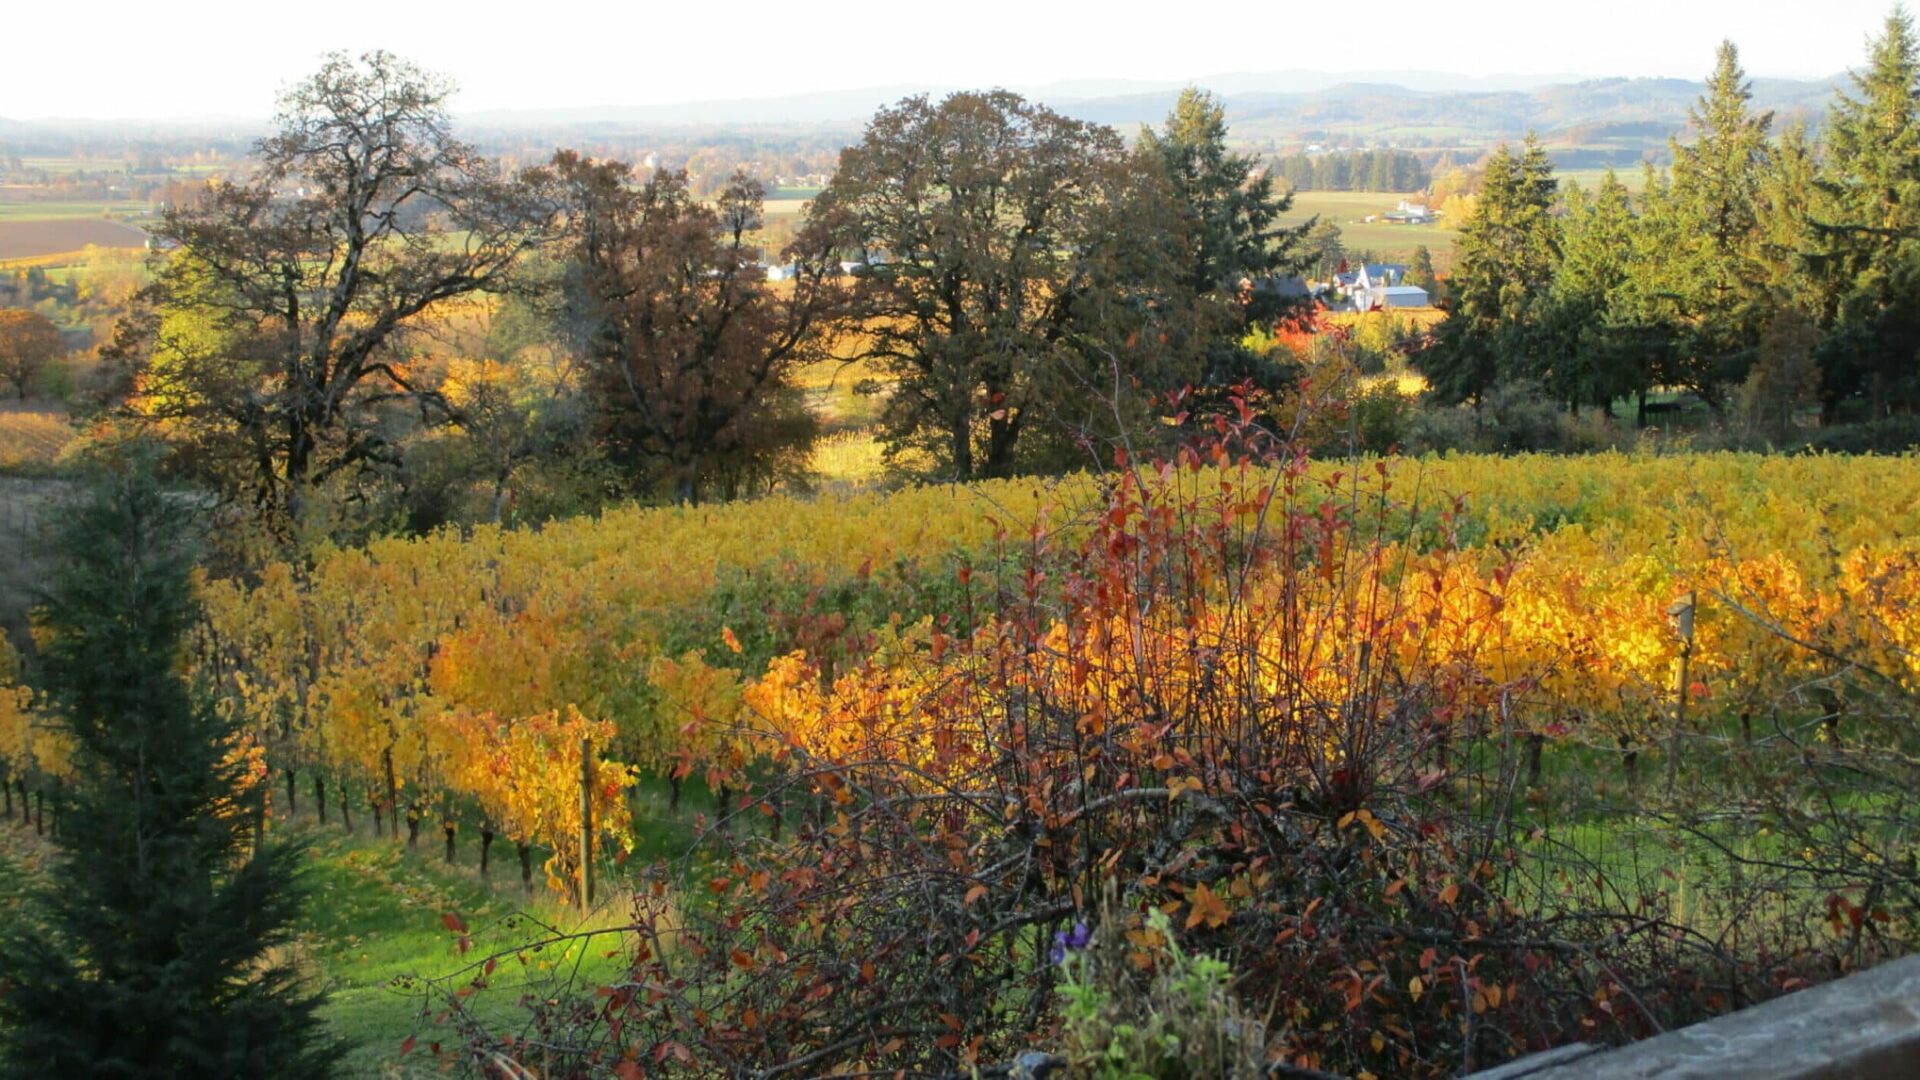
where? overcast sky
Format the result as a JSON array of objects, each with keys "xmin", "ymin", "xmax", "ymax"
[{"xmin": 3, "ymin": 0, "xmax": 1907, "ymax": 120}]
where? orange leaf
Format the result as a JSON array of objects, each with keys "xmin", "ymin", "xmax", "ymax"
[
  {"xmin": 441, "ymin": 912, "xmax": 468, "ymax": 935},
  {"xmin": 963, "ymin": 884, "xmax": 988, "ymax": 906},
  {"xmin": 731, "ymin": 949, "xmax": 757, "ymax": 971},
  {"xmin": 722, "ymin": 626, "xmax": 743, "ymax": 654},
  {"xmin": 1185, "ymin": 883, "xmax": 1230, "ymax": 930}
]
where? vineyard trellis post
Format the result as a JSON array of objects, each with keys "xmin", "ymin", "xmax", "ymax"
[
  {"xmin": 579, "ymin": 736, "xmax": 595, "ymax": 910},
  {"xmin": 1666, "ymin": 591, "xmax": 1696, "ymax": 797}
]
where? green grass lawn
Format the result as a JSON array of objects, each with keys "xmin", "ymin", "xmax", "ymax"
[
  {"xmin": 296, "ymin": 772, "xmax": 716, "ymax": 1072},
  {"xmin": 0, "ymin": 773, "xmax": 718, "ymax": 1074}
]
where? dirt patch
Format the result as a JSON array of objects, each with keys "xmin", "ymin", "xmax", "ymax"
[{"xmin": 0, "ymin": 219, "xmax": 148, "ymax": 260}]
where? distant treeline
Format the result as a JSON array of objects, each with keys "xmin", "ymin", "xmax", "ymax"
[{"xmin": 1271, "ymin": 149, "xmax": 1429, "ymax": 192}]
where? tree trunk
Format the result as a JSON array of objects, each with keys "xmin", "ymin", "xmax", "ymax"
[
  {"xmin": 1526, "ymin": 732, "xmax": 1545, "ymax": 787},
  {"xmin": 252, "ymin": 783, "xmax": 267, "ymax": 851},
  {"xmin": 490, "ymin": 471, "xmax": 512, "ymax": 525},
  {"xmin": 952, "ymin": 414, "xmax": 973, "ymax": 481},
  {"xmin": 517, "ymin": 842, "xmax": 533, "ymax": 894},
  {"xmin": 338, "ymin": 778, "xmax": 352, "ymax": 833},
  {"xmin": 315, "ymin": 773, "xmax": 327, "ymax": 825},
  {"xmin": 406, "ymin": 806, "xmax": 420, "ymax": 849},
  {"xmin": 669, "ymin": 773, "xmax": 682, "ymax": 812},
  {"xmin": 285, "ymin": 766, "xmax": 297, "ymax": 819},
  {"xmin": 480, "ymin": 827, "xmax": 494, "ymax": 878},
  {"xmin": 372, "ymin": 800, "xmax": 384, "ymax": 837},
  {"xmin": 383, "ymin": 748, "xmax": 400, "ymax": 845},
  {"xmin": 444, "ymin": 822, "xmax": 456, "ymax": 863},
  {"xmin": 35, "ymin": 788, "xmax": 44, "ymax": 835}
]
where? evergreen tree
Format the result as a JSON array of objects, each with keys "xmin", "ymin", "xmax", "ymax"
[
  {"xmin": 1813, "ymin": 6, "xmax": 1920, "ymax": 417},
  {"xmin": 1139, "ymin": 88, "xmax": 1311, "ymax": 389},
  {"xmin": 1757, "ymin": 122, "xmax": 1823, "ymax": 302},
  {"xmin": 1541, "ymin": 172, "xmax": 1646, "ymax": 412},
  {"xmin": 1816, "ymin": 6, "xmax": 1920, "ymax": 302},
  {"xmin": 1304, "ymin": 220, "xmax": 1346, "ymax": 280},
  {"xmin": 0, "ymin": 455, "xmax": 337, "ymax": 1079},
  {"xmin": 1406, "ymin": 245, "xmax": 1437, "ymax": 290},
  {"xmin": 1661, "ymin": 40, "xmax": 1774, "ymax": 403},
  {"xmin": 1415, "ymin": 136, "xmax": 1559, "ymax": 404}
]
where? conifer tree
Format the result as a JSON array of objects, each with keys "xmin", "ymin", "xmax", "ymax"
[
  {"xmin": 1541, "ymin": 171, "xmax": 1646, "ymax": 412},
  {"xmin": 1139, "ymin": 88, "xmax": 1312, "ymax": 388},
  {"xmin": 1661, "ymin": 41, "xmax": 1774, "ymax": 401},
  {"xmin": 1415, "ymin": 136, "xmax": 1559, "ymax": 404},
  {"xmin": 1406, "ymin": 245, "xmax": 1437, "ymax": 290},
  {"xmin": 1817, "ymin": 6, "xmax": 1920, "ymax": 301},
  {"xmin": 0, "ymin": 455, "xmax": 337, "ymax": 1079},
  {"xmin": 1813, "ymin": 6, "xmax": 1920, "ymax": 416}
]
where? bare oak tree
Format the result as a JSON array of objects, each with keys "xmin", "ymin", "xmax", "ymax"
[{"xmin": 135, "ymin": 51, "xmax": 554, "ymax": 525}]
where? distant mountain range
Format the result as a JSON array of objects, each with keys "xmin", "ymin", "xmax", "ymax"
[
  {"xmin": 453, "ymin": 69, "xmax": 1842, "ymax": 138},
  {"xmin": 2, "ymin": 69, "xmax": 1851, "ymax": 167},
  {"xmin": 455, "ymin": 69, "xmax": 1591, "ymax": 129}
]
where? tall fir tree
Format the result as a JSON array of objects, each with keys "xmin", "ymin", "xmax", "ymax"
[
  {"xmin": 1660, "ymin": 40, "xmax": 1774, "ymax": 402},
  {"xmin": 0, "ymin": 455, "xmax": 337, "ymax": 1078},
  {"xmin": 1540, "ymin": 171, "xmax": 1648, "ymax": 413},
  {"xmin": 1816, "ymin": 6, "xmax": 1920, "ymax": 302},
  {"xmin": 1813, "ymin": 6, "xmax": 1920, "ymax": 416},
  {"xmin": 1406, "ymin": 245, "xmax": 1437, "ymax": 290},
  {"xmin": 1139, "ymin": 88, "xmax": 1311, "ymax": 389},
  {"xmin": 1416, "ymin": 135, "xmax": 1559, "ymax": 404}
]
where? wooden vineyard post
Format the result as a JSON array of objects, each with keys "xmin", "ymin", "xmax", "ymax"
[
  {"xmin": 579, "ymin": 736, "xmax": 595, "ymax": 911},
  {"xmin": 1666, "ymin": 591, "xmax": 1696, "ymax": 798}
]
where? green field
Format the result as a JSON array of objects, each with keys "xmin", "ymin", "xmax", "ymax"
[
  {"xmin": 1279, "ymin": 189, "xmax": 1457, "ymax": 263},
  {"xmin": 1557, "ymin": 166, "xmax": 1654, "ymax": 192},
  {"xmin": 0, "ymin": 200, "xmax": 156, "ymax": 221}
]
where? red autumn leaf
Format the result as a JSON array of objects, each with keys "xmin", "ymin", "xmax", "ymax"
[
  {"xmin": 399, "ymin": 1035, "xmax": 416, "ymax": 1056},
  {"xmin": 440, "ymin": 912, "xmax": 468, "ymax": 935}
]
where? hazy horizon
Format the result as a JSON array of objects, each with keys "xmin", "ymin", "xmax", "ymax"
[{"xmin": 1, "ymin": 0, "xmax": 1900, "ymax": 122}]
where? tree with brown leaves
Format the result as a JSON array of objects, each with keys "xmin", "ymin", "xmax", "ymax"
[{"xmin": 556, "ymin": 155, "xmax": 842, "ymax": 504}]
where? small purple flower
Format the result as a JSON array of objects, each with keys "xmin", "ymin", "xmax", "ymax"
[{"xmin": 1050, "ymin": 921, "xmax": 1092, "ymax": 964}]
